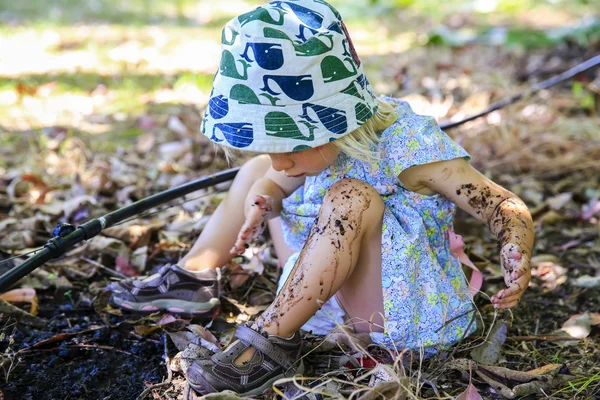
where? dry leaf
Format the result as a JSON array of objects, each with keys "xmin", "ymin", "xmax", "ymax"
[
  {"xmin": 470, "ymin": 321, "xmax": 507, "ymax": 365},
  {"xmin": 572, "ymin": 275, "xmax": 600, "ymax": 288},
  {"xmin": 242, "ymin": 254, "xmax": 265, "ymax": 275},
  {"xmin": 560, "ymin": 311, "xmax": 600, "ymax": 339},
  {"xmin": 228, "ymin": 263, "xmax": 251, "ymax": 291},
  {"xmin": 167, "ymin": 115, "xmax": 188, "ymax": 136},
  {"xmin": 456, "ymin": 383, "xmax": 483, "ymax": 400},
  {"xmin": 546, "ymin": 193, "xmax": 572, "ymax": 210},
  {"xmin": 130, "ymin": 246, "xmax": 148, "ymax": 272},
  {"xmin": 62, "ymin": 195, "xmax": 97, "ymax": 218},
  {"xmin": 456, "ymin": 361, "xmax": 483, "ymax": 400},
  {"xmin": 0, "ymin": 288, "xmax": 36, "ymax": 303},
  {"xmin": 103, "ymin": 221, "xmax": 163, "ymax": 248},
  {"xmin": 0, "ymin": 299, "xmax": 46, "ymax": 327},
  {"xmin": 475, "ymin": 363, "xmax": 574, "ymax": 399},
  {"xmin": 187, "ymin": 324, "xmax": 220, "ymax": 352}
]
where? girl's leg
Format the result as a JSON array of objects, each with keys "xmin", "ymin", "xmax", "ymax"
[
  {"xmin": 257, "ymin": 178, "xmax": 385, "ymax": 337},
  {"xmin": 267, "ymin": 218, "xmax": 296, "ymax": 268},
  {"xmin": 179, "ymin": 155, "xmax": 274, "ymax": 271}
]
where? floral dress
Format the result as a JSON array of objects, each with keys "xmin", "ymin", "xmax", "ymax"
[{"xmin": 279, "ymin": 97, "xmax": 477, "ymax": 352}]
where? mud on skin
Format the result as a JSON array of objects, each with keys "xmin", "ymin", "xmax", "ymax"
[
  {"xmin": 454, "ymin": 183, "xmax": 533, "ymax": 279},
  {"xmin": 257, "ymin": 181, "xmax": 372, "ymax": 335}
]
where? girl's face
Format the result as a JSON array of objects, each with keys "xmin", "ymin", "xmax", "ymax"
[{"xmin": 268, "ymin": 143, "xmax": 340, "ymax": 178}]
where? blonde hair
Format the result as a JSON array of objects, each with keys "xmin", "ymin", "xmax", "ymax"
[
  {"xmin": 330, "ymin": 98, "xmax": 395, "ymax": 162},
  {"xmin": 215, "ymin": 98, "xmax": 395, "ymax": 163}
]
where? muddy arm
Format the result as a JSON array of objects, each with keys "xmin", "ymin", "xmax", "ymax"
[
  {"xmin": 399, "ymin": 158, "xmax": 534, "ymax": 308},
  {"xmin": 244, "ymin": 166, "xmax": 305, "ymax": 218}
]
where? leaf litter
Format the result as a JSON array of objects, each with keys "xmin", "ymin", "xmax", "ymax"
[{"xmin": 0, "ymin": 8, "xmax": 600, "ymax": 400}]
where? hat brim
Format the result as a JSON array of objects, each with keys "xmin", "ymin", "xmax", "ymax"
[{"xmin": 201, "ymin": 74, "xmax": 379, "ymax": 153}]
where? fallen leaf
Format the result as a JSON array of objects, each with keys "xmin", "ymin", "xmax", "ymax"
[
  {"xmin": 103, "ymin": 221, "xmax": 164, "ymax": 248},
  {"xmin": 546, "ymin": 193, "xmax": 572, "ymax": 210},
  {"xmin": 115, "ymin": 255, "xmax": 140, "ymax": 277},
  {"xmin": 360, "ymin": 364, "xmax": 408, "ymax": 400},
  {"xmin": 470, "ymin": 321, "xmax": 507, "ymax": 365},
  {"xmin": 475, "ymin": 363, "xmax": 575, "ymax": 399},
  {"xmin": 62, "ymin": 195, "xmax": 97, "ymax": 219},
  {"xmin": 560, "ymin": 311, "xmax": 600, "ymax": 339},
  {"xmin": 0, "ymin": 288, "xmax": 36, "ymax": 303},
  {"xmin": 241, "ymin": 254, "xmax": 265, "ymax": 275},
  {"xmin": 167, "ymin": 331, "xmax": 201, "ymax": 352},
  {"xmin": 531, "ymin": 261, "xmax": 568, "ymax": 291},
  {"xmin": 581, "ymin": 198, "xmax": 600, "ymax": 220},
  {"xmin": 130, "ymin": 246, "xmax": 148, "ymax": 272},
  {"xmin": 167, "ymin": 115, "xmax": 188, "ymax": 136},
  {"xmin": 0, "ymin": 299, "xmax": 46, "ymax": 327},
  {"xmin": 228, "ymin": 263, "xmax": 251, "ymax": 291},
  {"xmin": 187, "ymin": 325, "xmax": 220, "ymax": 346},
  {"xmin": 446, "ymin": 359, "xmax": 576, "ymax": 399},
  {"xmin": 187, "ymin": 324, "xmax": 220, "ymax": 352},
  {"xmin": 456, "ymin": 383, "xmax": 483, "ymax": 400},
  {"xmin": 572, "ymin": 275, "xmax": 600, "ymax": 288}
]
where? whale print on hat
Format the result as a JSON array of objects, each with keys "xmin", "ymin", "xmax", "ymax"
[{"xmin": 201, "ymin": 0, "xmax": 379, "ymax": 153}]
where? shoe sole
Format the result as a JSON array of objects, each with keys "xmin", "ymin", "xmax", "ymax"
[
  {"xmin": 188, "ymin": 360, "xmax": 305, "ymax": 396},
  {"xmin": 109, "ymin": 296, "xmax": 220, "ymax": 318}
]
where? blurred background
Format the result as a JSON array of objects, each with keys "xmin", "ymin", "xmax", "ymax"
[{"xmin": 0, "ymin": 0, "xmax": 598, "ymax": 172}]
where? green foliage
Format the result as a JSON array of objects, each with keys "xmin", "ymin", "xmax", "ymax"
[
  {"xmin": 572, "ymin": 81, "xmax": 596, "ymax": 111},
  {"xmin": 425, "ymin": 18, "xmax": 600, "ymax": 49},
  {"xmin": 174, "ymin": 73, "xmax": 214, "ymax": 92}
]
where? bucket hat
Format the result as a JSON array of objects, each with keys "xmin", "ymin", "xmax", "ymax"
[{"xmin": 201, "ymin": 0, "xmax": 379, "ymax": 153}]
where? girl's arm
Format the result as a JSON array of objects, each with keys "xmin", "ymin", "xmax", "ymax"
[
  {"xmin": 231, "ymin": 166, "xmax": 305, "ymax": 255},
  {"xmin": 244, "ymin": 166, "xmax": 305, "ymax": 218},
  {"xmin": 399, "ymin": 158, "xmax": 534, "ymax": 309}
]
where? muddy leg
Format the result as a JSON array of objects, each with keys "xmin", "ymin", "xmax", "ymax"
[{"xmin": 257, "ymin": 178, "xmax": 385, "ymax": 337}]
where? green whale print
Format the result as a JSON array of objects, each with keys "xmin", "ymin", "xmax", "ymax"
[
  {"xmin": 321, "ymin": 55, "xmax": 358, "ymax": 83},
  {"xmin": 221, "ymin": 26, "xmax": 239, "ymax": 46},
  {"xmin": 238, "ymin": 7, "xmax": 285, "ymax": 27},
  {"xmin": 263, "ymin": 27, "xmax": 334, "ymax": 57},
  {"xmin": 230, "ymin": 84, "xmax": 261, "ymax": 104},
  {"xmin": 265, "ymin": 112, "xmax": 316, "ymax": 141},
  {"xmin": 220, "ymin": 50, "xmax": 251, "ymax": 80}
]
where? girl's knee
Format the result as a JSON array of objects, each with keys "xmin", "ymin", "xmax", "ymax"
[
  {"xmin": 239, "ymin": 155, "xmax": 271, "ymax": 178},
  {"xmin": 321, "ymin": 178, "xmax": 384, "ymax": 216}
]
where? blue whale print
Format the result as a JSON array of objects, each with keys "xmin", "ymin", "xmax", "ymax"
[
  {"xmin": 208, "ymin": 95, "xmax": 229, "ymax": 119},
  {"xmin": 270, "ymin": 1, "xmax": 324, "ymax": 41},
  {"xmin": 211, "ymin": 123, "xmax": 254, "ymax": 148},
  {"xmin": 261, "ymin": 75, "xmax": 314, "ymax": 101},
  {"xmin": 300, "ymin": 103, "xmax": 347, "ymax": 135},
  {"xmin": 240, "ymin": 42, "xmax": 284, "ymax": 70}
]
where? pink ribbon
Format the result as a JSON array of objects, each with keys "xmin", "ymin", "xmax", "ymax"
[{"xmin": 449, "ymin": 230, "xmax": 483, "ymax": 296}]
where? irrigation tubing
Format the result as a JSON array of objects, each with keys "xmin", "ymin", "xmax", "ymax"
[{"xmin": 0, "ymin": 55, "xmax": 599, "ymax": 292}]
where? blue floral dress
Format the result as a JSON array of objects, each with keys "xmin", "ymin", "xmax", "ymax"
[{"xmin": 279, "ymin": 97, "xmax": 477, "ymax": 352}]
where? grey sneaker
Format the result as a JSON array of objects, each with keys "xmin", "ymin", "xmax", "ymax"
[
  {"xmin": 106, "ymin": 264, "xmax": 220, "ymax": 318},
  {"xmin": 187, "ymin": 324, "xmax": 304, "ymax": 395}
]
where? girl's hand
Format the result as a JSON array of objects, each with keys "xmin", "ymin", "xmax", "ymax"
[
  {"xmin": 491, "ymin": 243, "xmax": 531, "ymax": 309},
  {"xmin": 230, "ymin": 195, "xmax": 273, "ymax": 255}
]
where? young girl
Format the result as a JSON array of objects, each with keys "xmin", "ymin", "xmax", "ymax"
[{"xmin": 108, "ymin": 0, "xmax": 533, "ymax": 395}]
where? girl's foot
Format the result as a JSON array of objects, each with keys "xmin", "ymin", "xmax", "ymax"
[
  {"xmin": 105, "ymin": 265, "xmax": 220, "ymax": 318},
  {"xmin": 187, "ymin": 324, "xmax": 303, "ymax": 395}
]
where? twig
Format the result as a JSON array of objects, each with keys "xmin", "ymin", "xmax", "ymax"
[
  {"xmin": 507, "ymin": 335, "xmax": 580, "ymax": 342},
  {"xmin": 136, "ymin": 381, "xmax": 172, "ymax": 400},
  {"xmin": 420, "ymin": 378, "xmax": 441, "ymax": 398},
  {"xmin": 81, "ymin": 257, "xmax": 128, "ymax": 279}
]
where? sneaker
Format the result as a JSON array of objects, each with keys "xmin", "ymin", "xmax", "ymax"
[
  {"xmin": 106, "ymin": 264, "xmax": 220, "ymax": 318},
  {"xmin": 187, "ymin": 324, "xmax": 304, "ymax": 395}
]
